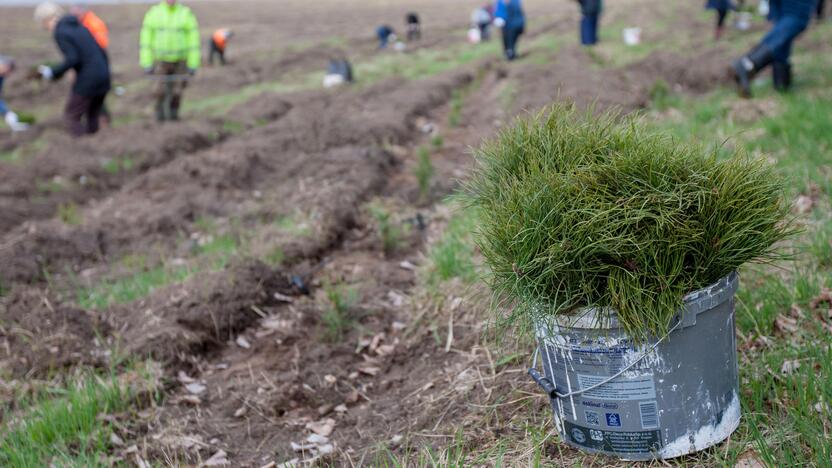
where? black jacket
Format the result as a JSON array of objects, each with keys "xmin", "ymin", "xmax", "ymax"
[{"xmin": 51, "ymin": 15, "xmax": 111, "ymax": 97}]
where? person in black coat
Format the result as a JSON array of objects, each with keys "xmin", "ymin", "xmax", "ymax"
[{"xmin": 34, "ymin": 2, "xmax": 111, "ymax": 137}]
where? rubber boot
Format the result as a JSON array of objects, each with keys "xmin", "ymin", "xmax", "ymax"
[
  {"xmin": 732, "ymin": 44, "xmax": 774, "ymax": 98},
  {"xmin": 772, "ymin": 62, "xmax": 792, "ymax": 92}
]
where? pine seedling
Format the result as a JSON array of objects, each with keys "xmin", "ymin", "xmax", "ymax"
[
  {"xmin": 465, "ymin": 104, "xmax": 796, "ymax": 341},
  {"xmin": 369, "ymin": 203, "xmax": 403, "ymax": 256}
]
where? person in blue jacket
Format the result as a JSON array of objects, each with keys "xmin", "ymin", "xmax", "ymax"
[
  {"xmin": 578, "ymin": 0, "xmax": 602, "ymax": 46},
  {"xmin": 706, "ymin": 0, "xmax": 732, "ymax": 40},
  {"xmin": 493, "ymin": 0, "xmax": 525, "ymax": 60},
  {"xmin": 376, "ymin": 25, "xmax": 396, "ymax": 49},
  {"xmin": 732, "ymin": 0, "xmax": 815, "ymax": 97}
]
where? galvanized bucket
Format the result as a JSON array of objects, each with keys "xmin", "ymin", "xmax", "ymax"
[{"xmin": 529, "ymin": 272, "xmax": 740, "ymax": 460}]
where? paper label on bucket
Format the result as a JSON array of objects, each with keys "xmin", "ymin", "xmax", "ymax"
[
  {"xmin": 565, "ymin": 421, "xmax": 662, "ymax": 454},
  {"xmin": 577, "ymin": 374, "xmax": 656, "ymax": 401}
]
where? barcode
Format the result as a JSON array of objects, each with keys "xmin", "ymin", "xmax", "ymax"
[{"xmin": 639, "ymin": 401, "xmax": 659, "ymax": 429}]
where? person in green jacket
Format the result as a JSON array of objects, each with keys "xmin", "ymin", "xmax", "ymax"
[{"xmin": 140, "ymin": 0, "xmax": 200, "ymax": 121}]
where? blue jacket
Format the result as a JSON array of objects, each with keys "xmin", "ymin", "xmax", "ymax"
[
  {"xmin": 494, "ymin": 0, "xmax": 525, "ymax": 30},
  {"xmin": 705, "ymin": 0, "xmax": 731, "ymax": 11},
  {"xmin": 51, "ymin": 15, "xmax": 111, "ymax": 97}
]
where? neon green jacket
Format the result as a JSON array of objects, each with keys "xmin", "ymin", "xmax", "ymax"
[{"xmin": 139, "ymin": 2, "xmax": 200, "ymax": 70}]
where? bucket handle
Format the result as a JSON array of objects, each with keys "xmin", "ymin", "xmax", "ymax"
[{"xmin": 528, "ymin": 319, "xmax": 682, "ymax": 400}]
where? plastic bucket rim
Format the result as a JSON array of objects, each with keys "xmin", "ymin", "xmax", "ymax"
[{"xmin": 540, "ymin": 271, "xmax": 739, "ymax": 332}]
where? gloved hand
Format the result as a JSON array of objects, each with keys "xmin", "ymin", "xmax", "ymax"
[
  {"xmin": 187, "ymin": 68, "xmax": 196, "ymax": 76},
  {"xmin": 5, "ymin": 112, "xmax": 29, "ymax": 132},
  {"xmin": 38, "ymin": 64, "xmax": 53, "ymax": 81},
  {"xmin": 493, "ymin": 17, "xmax": 506, "ymax": 28}
]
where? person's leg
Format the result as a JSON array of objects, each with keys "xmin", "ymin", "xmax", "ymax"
[
  {"xmin": 506, "ymin": 27, "xmax": 519, "ymax": 59},
  {"xmin": 219, "ymin": 49, "xmax": 226, "ymax": 66},
  {"xmin": 64, "ymin": 93, "xmax": 89, "ymax": 137},
  {"xmin": 86, "ymin": 94, "xmax": 105, "ymax": 134},
  {"xmin": 716, "ymin": 8, "xmax": 728, "ymax": 39},
  {"xmin": 590, "ymin": 13, "xmax": 599, "ymax": 44},
  {"xmin": 169, "ymin": 61, "xmax": 189, "ymax": 121},
  {"xmin": 153, "ymin": 62, "xmax": 173, "ymax": 122},
  {"xmin": 208, "ymin": 39, "xmax": 216, "ymax": 65},
  {"xmin": 734, "ymin": 12, "xmax": 809, "ymax": 97}
]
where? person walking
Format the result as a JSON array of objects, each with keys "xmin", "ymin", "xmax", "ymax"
[
  {"xmin": 34, "ymin": 2, "xmax": 111, "ymax": 137},
  {"xmin": 706, "ymin": 0, "xmax": 731, "ymax": 40},
  {"xmin": 140, "ymin": 0, "xmax": 200, "ymax": 122},
  {"xmin": 208, "ymin": 28, "xmax": 233, "ymax": 66},
  {"xmin": 493, "ymin": 0, "xmax": 525, "ymax": 60},
  {"xmin": 578, "ymin": 0, "xmax": 602, "ymax": 46},
  {"xmin": 732, "ymin": 0, "xmax": 814, "ymax": 97},
  {"xmin": 0, "ymin": 55, "xmax": 29, "ymax": 132}
]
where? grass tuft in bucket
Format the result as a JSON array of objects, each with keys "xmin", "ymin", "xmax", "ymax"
[{"xmin": 465, "ymin": 104, "xmax": 795, "ymax": 342}]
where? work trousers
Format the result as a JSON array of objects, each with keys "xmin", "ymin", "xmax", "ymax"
[
  {"xmin": 502, "ymin": 25, "xmax": 524, "ymax": 60},
  {"xmin": 581, "ymin": 13, "xmax": 600, "ymax": 45},
  {"xmin": 65, "ymin": 92, "xmax": 107, "ymax": 137},
  {"xmin": 762, "ymin": 0, "xmax": 814, "ymax": 63}
]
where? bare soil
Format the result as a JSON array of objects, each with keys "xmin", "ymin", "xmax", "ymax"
[{"xmin": 0, "ymin": 0, "xmax": 760, "ymax": 464}]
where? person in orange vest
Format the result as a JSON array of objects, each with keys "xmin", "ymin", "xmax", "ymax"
[
  {"xmin": 70, "ymin": 3, "xmax": 111, "ymax": 126},
  {"xmin": 208, "ymin": 28, "xmax": 233, "ymax": 66}
]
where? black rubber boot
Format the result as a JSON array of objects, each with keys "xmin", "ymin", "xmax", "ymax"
[
  {"xmin": 732, "ymin": 44, "xmax": 774, "ymax": 98},
  {"xmin": 773, "ymin": 62, "xmax": 792, "ymax": 92}
]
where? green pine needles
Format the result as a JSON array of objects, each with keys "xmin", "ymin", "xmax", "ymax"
[{"xmin": 465, "ymin": 105, "xmax": 795, "ymax": 340}]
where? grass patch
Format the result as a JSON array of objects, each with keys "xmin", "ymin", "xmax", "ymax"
[
  {"xmin": 321, "ymin": 281, "xmax": 358, "ymax": 342},
  {"xmin": 448, "ymin": 89, "xmax": 463, "ymax": 128},
  {"xmin": 431, "ymin": 134, "xmax": 444, "ymax": 149},
  {"xmin": 426, "ymin": 206, "xmax": 479, "ymax": 285},
  {"xmin": 76, "ymin": 233, "xmax": 239, "ymax": 310},
  {"xmin": 101, "ymin": 155, "xmax": 135, "ymax": 175},
  {"xmin": 0, "ymin": 364, "xmax": 158, "ymax": 466},
  {"xmin": 414, "ymin": 146, "xmax": 434, "ymax": 203},
  {"xmin": 58, "ymin": 202, "xmax": 82, "ymax": 226},
  {"xmin": 369, "ymin": 203, "xmax": 405, "ymax": 257}
]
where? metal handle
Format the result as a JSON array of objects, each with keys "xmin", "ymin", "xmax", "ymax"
[{"xmin": 528, "ymin": 319, "xmax": 682, "ymax": 400}]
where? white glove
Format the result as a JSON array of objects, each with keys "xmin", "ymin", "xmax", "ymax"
[
  {"xmin": 493, "ymin": 17, "xmax": 506, "ymax": 28},
  {"xmin": 38, "ymin": 65, "xmax": 54, "ymax": 81},
  {"xmin": 5, "ymin": 112, "xmax": 29, "ymax": 132}
]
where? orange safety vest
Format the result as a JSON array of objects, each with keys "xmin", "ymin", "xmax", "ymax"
[
  {"xmin": 81, "ymin": 11, "xmax": 109, "ymax": 50},
  {"xmin": 212, "ymin": 28, "xmax": 231, "ymax": 51}
]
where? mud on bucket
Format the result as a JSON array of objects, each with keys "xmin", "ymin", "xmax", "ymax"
[{"xmin": 529, "ymin": 272, "xmax": 741, "ymax": 460}]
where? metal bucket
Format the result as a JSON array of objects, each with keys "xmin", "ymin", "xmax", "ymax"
[{"xmin": 529, "ymin": 272, "xmax": 740, "ymax": 460}]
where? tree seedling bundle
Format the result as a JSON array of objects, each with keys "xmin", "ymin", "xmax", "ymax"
[{"xmin": 466, "ymin": 105, "xmax": 794, "ymax": 340}]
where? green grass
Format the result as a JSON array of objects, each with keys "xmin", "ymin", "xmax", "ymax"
[
  {"xmin": 321, "ymin": 281, "xmax": 358, "ymax": 342},
  {"xmin": 0, "ymin": 364, "xmax": 157, "ymax": 466},
  {"xmin": 101, "ymin": 155, "xmax": 135, "ymax": 175},
  {"xmin": 426, "ymin": 206, "xmax": 479, "ymax": 286},
  {"xmin": 76, "ymin": 233, "xmax": 239, "ymax": 310},
  {"xmin": 58, "ymin": 203, "xmax": 83, "ymax": 226},
  {"xmin": 369, "ymin": 203, "xmax": 404, "ymax": 257},
  {"xmin": 430, "ymin": 134, "xmax": 444, "ymax": 149},
  {"xmin": 414, "ymin": 146, "xmax": 434, "ymax": 203},
  {"xmin": 448, "ymin": 89, "xmax": 463, "ymax": 128}
]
